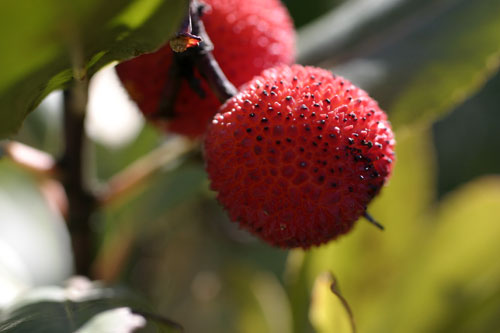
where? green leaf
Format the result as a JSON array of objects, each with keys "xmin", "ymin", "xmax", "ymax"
[
  {"xmin": 0, "ymin": 278, "xmax": 146, "ymax": 332},
  {"xmin": 309, "ymin": 272, "xmax": 355, "ymax": 333},
  {"xmin": 380, "ymin": 177, "xmax": 500, "ymax": 333},
  {"xmin": 386, "ymin": 0, "xmax": 500, "ymax": 128},
  {"xmin": 0, "ymin": 0, "xmax": 188, "ymax": 138},
  {"xmin": 298, "ymin": 0, "xmax": 500, "ymax": 129}
]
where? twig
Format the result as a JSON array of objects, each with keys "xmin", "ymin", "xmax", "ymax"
[
  {"xmin": 190, "ymin": 1, "xmax": 238, "ymax": 102},
  {"xmin": 157, "ymin": 0, "xmax": 237, "ymax": 117},
  {"xmin": 1, "ymin": 141, "xmax": 56, "ymax": 175},
  {"xmin": 59, "ymin": 80, "xmax": 96, "ymax": 277},
  {"xmin": 99, "ymin": 136, "xmax": 196, "ymax": 206}
]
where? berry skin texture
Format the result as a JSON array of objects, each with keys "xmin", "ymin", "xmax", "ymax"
[
  {"xmin": 116, "ymin": 0, "xmax": 295, "ymax": 138},
  {"xmin": 204, "ymin": 65, "xmax": 395, "ymax": 248}
]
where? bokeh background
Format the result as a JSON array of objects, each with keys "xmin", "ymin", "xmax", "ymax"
[{"xmin": 1, "ymin": 0, "xmax": 500, "ymax": 332}]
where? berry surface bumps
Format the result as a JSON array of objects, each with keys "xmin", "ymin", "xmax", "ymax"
[
  {"xmin": 204, "ymin": 65, "xmax": 395, "ymax": 248},
  {"xmin": 116, "ymin": 0, "xmax": 295, "ymax": 137}
]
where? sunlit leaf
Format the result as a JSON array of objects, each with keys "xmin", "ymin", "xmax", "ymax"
[
  {"xmin": 381, "ymin": 177, "xmax": 500, "ymax": 333},
  {"xmin": 0, "ymin": 0, "xmax": 188, "ymax": 138},
  {"xmin": 309, "ymin": 272, "xmax": 355, "ymax": 333}
]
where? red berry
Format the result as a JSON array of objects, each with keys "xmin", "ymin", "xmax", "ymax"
[
  {"xmin": 116, "ymin": 0, "xmax": 295, "ymax": 138},
  {"xmin": 204, "ymin": 65, "xmax": 395, "ymax": 248}
]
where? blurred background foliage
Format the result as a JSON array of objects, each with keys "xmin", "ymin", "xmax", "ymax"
[{"xmin": 1, "ymin": 0, "xmax": 500, "ymax": 332}]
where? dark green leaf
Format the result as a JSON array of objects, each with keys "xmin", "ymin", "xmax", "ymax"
[
  {"xmin": 0, "ymin": 0, "xmax": 188, "ymax": 138},
  {"xmin": 0, "ymin": 279, "xmax": 145, "ymax": 332}
]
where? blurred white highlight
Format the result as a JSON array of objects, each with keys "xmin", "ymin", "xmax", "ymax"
[{"xmin": 86, "ymin": 64, "xmax": 144, "ymax": 148}]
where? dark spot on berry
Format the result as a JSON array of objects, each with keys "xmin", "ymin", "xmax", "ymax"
[
  {"xmin": 359, "ymin": 175, "xmax": 365, "ymax": 180},
  {"xmin": 299, "ymin": 161, "xmax": 307, "ymax": 168},
  {"xmin": 286, "ymin": 138, "xmax": 292, "ymax": 143},
  {"xmin": 261, "ymin": 117, "xmax": 268, "ymax": 123},
  {"xmin": 348, "ymin": 186, "xmax": 353, "ymax": 192},
  {"xmin": 317, "ymin": 135, "xmax": 323, "ymax": 140},
  {"xmin": 330, "ymin": 168, "xmax": 335, "ymax": 174},
  {"xmin": 276, "ymin": 140, "xmax": 281, "ymax": 145},
  {"xmin": 286, "ymin": 96, "xmax": 292, "ymax": 101},
  {"xmin": 271, "ymin": 85, "xmax": 278, "ymax": 90},
  {"xmin": 348, "ymin": 138, "xmax": 354, "ymax": 145},
  {"xmin": 250, "ymin": 113, "xmax": 255, "ymax": 117},
  {"xmin": 293, "ymin": 76, "xmax": 298, "ymax": 81},
  {"xmin": 314, "ymin": 103, "xmax": 320, "ymax": 107},
  {"xmin": 299, "ymin": 147, "xmax": 305, "ymax": 152},
  {"xmin": 264, "ymin": 126, "xmax": 269, "ymax": 131},
  {"xmin": 300, "ymin": 104, "xmax": 308, "ymax": 111},
  {"xmin": 311, "ymin": 112, "xmax": 316, "ymax": 117},
  {"xmin": 271, "ymin": 91, "xmax": 277, "ymax": 96},
  {"xmin": 318, "ymin": 176, "xmax": 325, "ymax": 182},
  {"xmin": 256, "ymin": 135, "xmax": 263, "ymax": 141},
  {"xmin": 262, "ymin": 90, "xmax": 268, "ymax": 96},
  {"xmin": 329, "ymin": 134, "xmax": 336, "ymax": 139},
  {"xmin": 312, "ymin": 142, "xmax": 318, "ymax": 147},
  {"xmin": 325, "ymin": 98, "xmax": 331, "ymax": 104},
  {"xmin": 246, "ymin": 128, "xmax": 252, "ymax": 133},
  {"xmin": 353, "ymin": 133, "xmax": 359, "ymax": 137},
  {"xmin": 317, "ymin": 126, "xmax": 323, "ymax": 130},
  {"xmin": 300, "ymin": 114, "xmax": 305, "ymax": 118}
]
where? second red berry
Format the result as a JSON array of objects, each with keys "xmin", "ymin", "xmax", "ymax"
[{"xmin": 116, "ymin": 0, "xmax": 295, "ymax": 138}]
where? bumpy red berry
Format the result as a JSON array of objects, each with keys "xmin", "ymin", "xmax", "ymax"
[
  {"xmin": 204, "ymin": 65, "xmax": 395, "ymax": 248},
  {"xmin": 116, "ymin": 0, "xmax": 295, "ymax": 138}
]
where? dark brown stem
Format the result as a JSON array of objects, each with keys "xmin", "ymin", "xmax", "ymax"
[
  {"xmin": 157, "ymin": 0, "xmax": 237, "ymax": 116},
  {"xmin": 190, "ymin": 0, "xmax": 237, "ymax": 102},
  {"xmin": 60, "ymin": 81, "xmax": 96, "ymax": 277}
]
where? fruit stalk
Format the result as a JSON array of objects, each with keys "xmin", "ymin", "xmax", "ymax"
[
  {"xmin": 157, "ymin": 0, "xmax": 237, "ymax": 118},
  {"xmin": 188, "ymin": 0, "xmax": 238, "ymax": 102}
]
